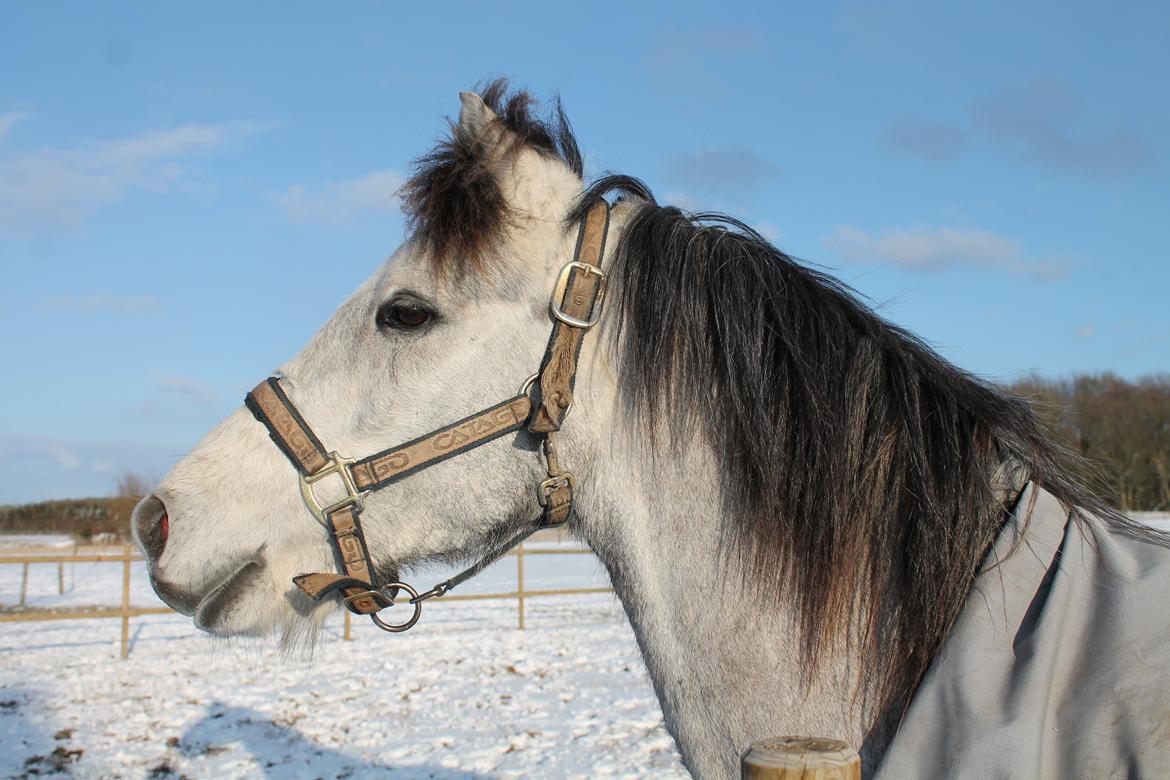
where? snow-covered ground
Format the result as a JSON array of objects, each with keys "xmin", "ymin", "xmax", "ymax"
[
  {"xmin": 4, "ymin": 510, "xmax": 1168, "ymax": 778},
  {"xmin": 0, "ymin": 533, "xmax": 76, "ymax": 551},
  {"xmin": 0, "ymin": 543, "xmax": 688, "ymax": 779}
]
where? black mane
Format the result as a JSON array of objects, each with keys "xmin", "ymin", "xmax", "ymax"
[
  {"xmin": 408, "ymin": 83, "xmax": 1141, "ymax": 712},
  {"xmin": 576, "ymin": 173, "xmax": 1142, "ymax": 710}
]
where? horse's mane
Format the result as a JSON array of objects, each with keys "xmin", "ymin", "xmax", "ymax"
[
  {"xmin": 580, "ymin": 176, "xmax": 1160, "ymax": 709},
  {"xmin": 403, "ymin": 80, "xmax": 1145, "ymax": 711}
]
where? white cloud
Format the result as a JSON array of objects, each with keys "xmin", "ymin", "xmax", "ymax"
[
  {"xmin": 277, "ymin": 169, "xmax": 403, "ymax": 225},
  {"xmin": 0, "ymin": 119, "xmax": 277, "ymax": 234},
  {"xmin": 0, "ymin": 434, "xmax": 179, "ymax": 503},
  {"xmin": 883, "ymin": 119, "xmax": 965, "ymax": 163},
  {"xmin": 0, "ymin": 436, "xmax": 110, "ymax": 473},
  {"xmin": 0, "ymin": 111, "xmax": 31, "ymax": 140},
  {"xmin": 825, "ymin": 225, "xmax": 1068, "ymax": 280},
  {"xmin": 662, "ymin": 148, "xmax": 778, "ymax": 195},
  {"xmin": 972, "ymin": 80, "xmax": 1156, "ymax": 177},
  {"xmin": 755, "ymin": 221, "xmax": 784, "ymax": 243},
  {"xmin": 43, "ymin": 442, "xmax": 83, "ymax": 470},
  {"xmin": 663, "ymin": 191, "xmax": 705, "ymax": 211},
  {"xmin": 155, "ymin": 374, "xmax": 219, "ymax": 408}
]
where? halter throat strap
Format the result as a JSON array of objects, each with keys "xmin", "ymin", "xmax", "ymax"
[{"xmin": 243, "ymin": 199, "xmax": 610, "ymax": 626}]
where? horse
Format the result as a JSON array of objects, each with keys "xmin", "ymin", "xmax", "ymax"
[{"xmin": 132, "ymin": 81, "xmax": 1170, "ymax": 778}]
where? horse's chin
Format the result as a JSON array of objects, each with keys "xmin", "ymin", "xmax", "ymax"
[{"xmin": 192, "ymin": 559, "xmax": 274, "ymax": 637}]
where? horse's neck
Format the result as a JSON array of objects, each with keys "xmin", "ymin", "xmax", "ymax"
[{"xmin": 572, "ymin": 435, "xmax": 881, "ymax": 779}]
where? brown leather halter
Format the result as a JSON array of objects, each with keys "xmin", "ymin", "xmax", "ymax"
[{"xmin": 244, "ymin": 200, "xmax": 610, "ymax": 632}]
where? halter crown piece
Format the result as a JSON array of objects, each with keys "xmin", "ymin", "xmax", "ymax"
[{"xmin": 244, "ymin": 200, "xmax": 611, "ymax": 632}]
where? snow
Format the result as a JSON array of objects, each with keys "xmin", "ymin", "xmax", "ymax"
[
  {"xmin": 4, "ymin": 511, "xmax": 1168, "ymax": 777},
  {"xmin": 0, "ymin": 534, "xmax": 75, "ymax": 551},
  {"xmin": 0, "ymin": 541, "xmax": 688, "ymax": 779}
]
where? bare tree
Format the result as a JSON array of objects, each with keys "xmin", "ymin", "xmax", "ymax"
[
  {"xmin": 115, "ymin": 471, "xmax": 152, "ymax": 500},
  {"xmin": 1009, "ymin": 373, "xmax": 1170, "ymax": 511}
]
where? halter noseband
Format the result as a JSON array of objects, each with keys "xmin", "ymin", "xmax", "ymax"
[{"xmin": 244, "ymin": 200, "xmax": 611, "ymax": 632}]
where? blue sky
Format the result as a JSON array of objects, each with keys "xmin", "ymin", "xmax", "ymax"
[{"xmin": 1, "ymin": 2, "xmax": 1167, "ymax": 503}]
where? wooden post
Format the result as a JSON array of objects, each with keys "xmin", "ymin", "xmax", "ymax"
[
  {"xmin": 19, "ymin": 562, "xmax": 29, "ymax": 607},
  {"xmin": 741, "ymin": 737, "xmax": 860, "ymax": 780},
  {"xmin": 120, "ymin": 545, "xmax": 132, "ymax": 660},
  {"xmin": 343, "ymin": 608, "xmax": 352, "ymax": 641},
  {"xmin": 58, "ymin": 562, "xmax": 65, "ymax": 594},
  {"xmin": 516, "ymin": 544, "xmax": 526, "ymax": 630}
]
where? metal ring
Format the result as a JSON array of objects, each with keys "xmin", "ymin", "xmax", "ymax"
[
  {"xmin": 519, "ymin": 372, "xmax": 540, "ymax": 398},
  {"xmin": 369, "ymin": 581, "xmax": 422, "ymax": 633},
  {"xmin": 518, "ymin": 372, "xmax": 572, "ymax": 417}
]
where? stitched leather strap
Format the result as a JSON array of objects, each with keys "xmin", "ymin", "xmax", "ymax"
[
  {"xmin": 291, "ymin": 504, "xmax": 388, "ymax": 614},
  {"xmin": 352, "ymin": 396, "xmax": 532, "ymax": 491},
  {"xmin": 537, "ymin": 433, "xmax": 573, "ymax": 526},
  {"xmin": 246, "ymin": 379, "xmax": 535, "ymax": 612},
  {"xmin": 246, "ymin": 379, "xmax": 386, "ymax": 614},
  {"xmin": 528, "ymin": 199, "xmax": 610, "ymax": 433},
  {"xmin": 245, "ymin": 378, "xmax": 330, "ymax": 475},
  {"xmin": 243, "ymin": 199, "xmax": 612, "ymax": 622}
]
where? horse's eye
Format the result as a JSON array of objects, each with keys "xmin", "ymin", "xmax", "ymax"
[{"xmin": 376, "ymin": 300, "xmax": 434, "ymax": 332}]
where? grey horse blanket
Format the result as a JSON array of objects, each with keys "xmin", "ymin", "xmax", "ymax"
[{"xmin": 876, "ymin": 483, "xmax": 1170, "ymax": 778}]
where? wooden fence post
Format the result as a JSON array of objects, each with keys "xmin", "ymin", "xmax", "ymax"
[
  {"xmin": 58, "ymin": 562, "xmax": 65, "ymax": 594},
  {"xmin": 344, "ymin": 608, "xmax": 352, "ymax": 641},
  {"xmin": 19, "ymin": 562, "xmax": 29, "ymax": 607},
  {"xmin": 120, "ymin": 545, "xmax": 131, "ymax": 660},
  {"xmin": 516, "ymin": 544, "xmax": 526, "ymax": 630},
  {"xmin": 741, "ymin": 737, "xmax": 860, "ymax": 780}
]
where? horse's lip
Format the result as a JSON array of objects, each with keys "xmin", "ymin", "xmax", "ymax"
[
  {"xmin": 148, "ymin": 572, "xmax": 203, "ymax": 616},
  {"xmin": 193, "ymin": 558, "xmax": 267, "ymax": 633},
  {"xmin": 148, "ymin": 551, "xmax": 265, "ymax": 619}
]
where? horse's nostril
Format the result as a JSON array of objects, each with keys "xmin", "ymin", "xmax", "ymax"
[{"xmin": 132, "ymin": 495, "xmax": 169, "ymax": 563}]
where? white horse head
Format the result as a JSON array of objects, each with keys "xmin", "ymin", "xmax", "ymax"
[
  {"xmin": 134, "ymin": 87, "xmax": 601, "ymax": 637},
  {"xmin": 134, "ymin": 81, "xmax": 1114, "ymax": 778}
]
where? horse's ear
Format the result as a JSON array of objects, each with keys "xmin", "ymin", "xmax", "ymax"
[{"xmin": 458, "ymin": 91, "xmax": 498, "ymax": 137}]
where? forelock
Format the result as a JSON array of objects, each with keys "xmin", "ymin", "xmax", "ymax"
[{"xmin": 399, "ymin": 79, "xmax": 584, "ymax": 279}]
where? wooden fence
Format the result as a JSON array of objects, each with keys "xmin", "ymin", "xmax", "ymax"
[{"xmin": 0, "ymin": 544, "xmax": 610, "ymax": 659}]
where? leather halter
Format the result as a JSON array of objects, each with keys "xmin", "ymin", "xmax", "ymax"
[{"xmin": 244, "ymin": 200, "xmax": 611, "ymax": 631}]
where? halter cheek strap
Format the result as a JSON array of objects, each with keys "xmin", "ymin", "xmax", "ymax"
[
  {"xmin": 529, "ymin": 200, "xmax": 610, "ymax": 434},
  {"xmin": 245, "ymin": 379, "xmax": 391, "ymax": 614},
  {"xmin": 243, "ymin": 199, "xmax": 610, "ymax": 631}
]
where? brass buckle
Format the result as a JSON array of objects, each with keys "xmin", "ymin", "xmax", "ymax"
[
  {"xmin": 537, "ymin": 472, "xmax": 574, "ymax": 506},
  {"xmin": 298, "ymin": 451, "xmax": 366, "ymax": 524},
  {"xmin": 550, "ymin": 261, "xmax": 607, "ymax": 329}
]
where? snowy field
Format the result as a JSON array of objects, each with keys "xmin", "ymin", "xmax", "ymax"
[
  {"xmin": 0, "ymin": 534, "xmax": 76, "ymax": 550},
  {"xmin": 0, "ymin": 538, "xmax": 687, "ymax": 779},
  {"xmin": 4, "ymin": 511, "xmax": 1167, "ymax": 778}
]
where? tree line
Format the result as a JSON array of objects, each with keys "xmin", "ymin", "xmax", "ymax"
[
  {"xmin": 1009, "ymin": 372, "xmax": 1170, "ymax": 511},
  {"xmin": 0, "ymin": 472, "xmax": 146, "ymax": 539},
  {"xmin": 0, "ymin": 497, "xmax": 139, "ymax": 539}
]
